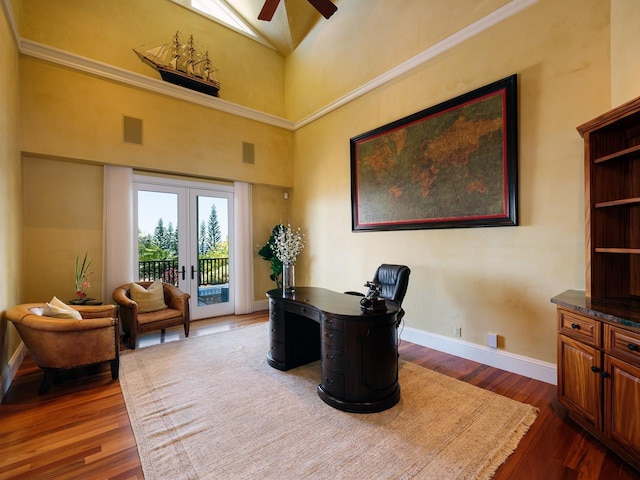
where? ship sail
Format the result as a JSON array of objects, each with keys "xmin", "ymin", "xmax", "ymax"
[{"xmin": 133, "ymin": 31, "xmax": 221, "ymax": 97}]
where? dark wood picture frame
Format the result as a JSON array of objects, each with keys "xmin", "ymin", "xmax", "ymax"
[{"xmin": 350, "ymin": 74, "xmax": 518, "ymax": 231}]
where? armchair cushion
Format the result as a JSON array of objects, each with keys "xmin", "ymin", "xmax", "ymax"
[
  {"xmin": 130, "ymin": 280, "xmax": 167, "ymax": 313},
  {"xmin": 43, "ymin": 296, "xmax": 82, "ymax": 320}
]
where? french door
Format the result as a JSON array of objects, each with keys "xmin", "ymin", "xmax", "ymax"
[{"xmin": 133, "ymin": 176, "xmax": 234, "ymax": 319}]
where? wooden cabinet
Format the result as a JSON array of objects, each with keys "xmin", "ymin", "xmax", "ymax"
[
  {"xmin": 553, "ymin": 98, "xmax": 640, "ymax": 471},
  {"xmin": 555, "ymin": 304, "xmax": 640, "ymax": 471}
]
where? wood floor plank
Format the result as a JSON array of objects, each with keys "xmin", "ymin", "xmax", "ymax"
[{"xmin": 1, "ymin": 312, "xmax": 639, "ymax": 479}]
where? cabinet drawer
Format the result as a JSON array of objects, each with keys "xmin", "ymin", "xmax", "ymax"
[
  {"xmin": 321, "ymin": 368, "xmax": 345, "ymax": 398},
  {"xmin": 322, "ymin": 345, "xmax": 345, "ymax": 373},
  {"xmin": 605, "ymin": 324, "xmax": 640, "ymax": 367},
  {"xmin": 558, "ymin": 309, "xmax": 601, "ymax": 347},
  {"xmin": 284, "ymin": 302, "xmax": 320, "ymax": 321},
  {"xmin": 322, "ymin": 328, "xmax": 344, "ymax": 350}
]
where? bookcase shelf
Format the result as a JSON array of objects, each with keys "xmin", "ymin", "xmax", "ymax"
[{"xmin": 577, "ymin": 96, "xmax": 640, "ymax": 299}]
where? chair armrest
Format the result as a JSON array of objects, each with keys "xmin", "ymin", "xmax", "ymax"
[
  {"xmin": 112, "ymin": 286, "xmax": 136, "ymax": 310},
  {"xmin": 162, "ymin": 283, "xmax": 190, "ymax": 311},
  {"xmin": 19, "ymin": 314, "xmax": 117, "ymax": 332},
  {"xmin": 75, "ymin": 304, "xmax": 117, "ymax": 319}
]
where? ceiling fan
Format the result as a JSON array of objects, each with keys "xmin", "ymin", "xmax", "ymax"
[{"xmin": 258, "ymin": 0, "xmax": 337, "ymax": 21}]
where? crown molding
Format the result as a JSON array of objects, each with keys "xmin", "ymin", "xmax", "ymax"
[
  {"xmin": 18, "ymin": 38, "xmax": 295, "ymax": 131},
  {"xmin": 8, "ymin": 0, "xmax": 538, "ymax": 131}
]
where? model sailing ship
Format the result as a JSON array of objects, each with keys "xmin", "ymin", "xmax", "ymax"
[{"xmin": 134, "ymin": 32, "xmax": 221, "ymax": 97}]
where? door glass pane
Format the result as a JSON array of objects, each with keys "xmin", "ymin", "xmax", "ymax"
[
  {"xmin": 196, "ymin": 195, "xmax": 229, "ymax": 306},
  {"xmin": 137, "ymin": 191, "xmax": 180, "ymax": 287}
]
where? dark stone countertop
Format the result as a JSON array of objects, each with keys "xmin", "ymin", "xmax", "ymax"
[{"xmin": 551, "ymin": 290, "xmax": 640, "ymax": 331}]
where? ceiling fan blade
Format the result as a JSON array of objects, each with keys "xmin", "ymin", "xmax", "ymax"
[
  {"xmin": 258, "ymin": 0, "xmax": 281, "ymax": 21},
  {"xmin": 307, "ymin": 0, "xmax": 337, "ymax": 19}
]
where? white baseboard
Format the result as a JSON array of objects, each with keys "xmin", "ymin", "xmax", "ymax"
[
  {"xmin": 400, "ymin": 326, "xmax": 557, "ymax": 385},
  {"xmin": 253, "ymin": 299, "xmax": 269, "ymax": 313},
  {"xmin": 1, "ymin": 342, "xmax": 26, "ymax": 401}
]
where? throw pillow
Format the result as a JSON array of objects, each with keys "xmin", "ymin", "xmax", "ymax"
[
  {"xmin": 130, "ymin": 280, "xmax": 167, "ymax": 313},
  {"xmin": 43, "ymin": 296, "xmax": 82, "ymax": 320}
]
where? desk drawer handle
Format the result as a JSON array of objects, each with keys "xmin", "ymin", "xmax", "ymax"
[
  {"xmin": 628, "ymin": 343, "xmax": 639, "ymax": 352},
  {"xmin": 570, "ymin": 323, "xmax": 581, "ymax": 330},
  {"xmin": 325, "ymin": 377, "xmax": 334, "ymax": 385}
]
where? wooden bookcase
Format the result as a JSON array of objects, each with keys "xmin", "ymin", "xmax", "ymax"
[{"xmin": 577, "ymin": 96, "xmax": 640, "ymax": 299}]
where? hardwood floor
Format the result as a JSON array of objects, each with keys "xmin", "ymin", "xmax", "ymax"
[{"xmin": 1, "ymin": 312, "xmax": 639, "ymax": 479}]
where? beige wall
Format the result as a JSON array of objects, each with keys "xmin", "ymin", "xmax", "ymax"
[
  {"xmin": 611, "ymin": 0, "xmax": 640, "ymax": 106},
  {"xmin": 18, "ymin": 0, "xmax": 286, "ymax": 117},
  {"xmin": 289, "ymin": 0, "xmax": 610, "ymax": 364},
  {"xmin": 21, "ymin": 157, "xmax": 104, "ymax": 303},
  {"xmin": 0, "ymin": 1, "xmax": 24, "ymax": 396}
]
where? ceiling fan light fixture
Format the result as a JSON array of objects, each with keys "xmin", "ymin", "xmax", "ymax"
[{"xmin": 258, "ymin": 0, "xmax": 337, "ymax": 21}]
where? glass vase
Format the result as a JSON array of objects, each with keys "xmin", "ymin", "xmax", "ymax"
[{"xmin": 282, "ymin": 263, "xmax": 295, "ymax": 294}]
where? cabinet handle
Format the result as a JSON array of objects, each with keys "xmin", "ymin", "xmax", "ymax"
[
  {"xmin": 325, "ymin": 354, "xmax": 334, "ymax": 360},
  {"xmin": 601, "ymin": 371, "xmax": 610, "ymax": 378},
  {"xmin": 570, "ymin": 323, "xmax": 581, "ymax": 330},
  {"xmin": 301, "ymin": 307, "xmax": 306, "ymax": 312},
  {"xmin": 591, "ymin": 366, "xmax": 600, "ymax": 373},
  {"xmin": 325, "ymin": 332, "xmax": 333, "ymax": 338},
  {"xmin": 325, "ymin": 377, "xmax": 334, "ymax": 385},
  {"xmin": 628, "ymin": 343, "xmax": 639, "ymax": 352}
]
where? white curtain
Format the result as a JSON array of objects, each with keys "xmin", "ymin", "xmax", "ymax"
[
  {"xmin": 103, "ymin": 166, "xmax": 134, "ymax": 302},
  {"xmin": 233, "ymin": 181, "xmax": 254, "ymax": 314}
]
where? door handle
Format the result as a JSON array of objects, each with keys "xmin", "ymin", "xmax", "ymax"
[
  {"xmin": 191, "ymin": 265, "xmax": 196, "ymax": 280},
  {"xmin": 181, "ymin": 266, "xmax": 186, "ymax": 281}
]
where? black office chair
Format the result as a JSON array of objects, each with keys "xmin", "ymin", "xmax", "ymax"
[{"xmin": 346, "ymin": 264, "xmax": 411, "ymax": 324}]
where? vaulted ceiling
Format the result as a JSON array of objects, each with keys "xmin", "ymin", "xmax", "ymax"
[{"xmin": 224, "ymin": 0, "xmax": 335, "ymax": 55}]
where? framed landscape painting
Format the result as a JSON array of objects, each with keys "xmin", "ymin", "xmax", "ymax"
[{"xmin": 350, "ymin": 74, "xmax": 518, "ymax": 231}]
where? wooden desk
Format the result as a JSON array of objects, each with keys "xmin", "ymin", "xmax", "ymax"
[{"xmin": 266, "ymin": 287, "xmax": 401, "ymax": 413}]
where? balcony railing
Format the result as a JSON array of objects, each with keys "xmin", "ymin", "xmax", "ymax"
[{"xmin": 138, "ymin": 258, "xmax": 229, "ymax": 287}]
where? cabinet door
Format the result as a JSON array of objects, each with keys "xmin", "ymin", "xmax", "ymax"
[
  {"xmin": 605, "ymin": 355, "xmax": 640, "ymax": 460},
  {"xmin": 558, "ymin": 334, "xmax": 603, "ymax": 430}
]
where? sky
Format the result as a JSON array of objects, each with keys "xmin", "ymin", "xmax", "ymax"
[{"xmin": 137, "ymin": 190, "xmax": 229, "ymax": 240}]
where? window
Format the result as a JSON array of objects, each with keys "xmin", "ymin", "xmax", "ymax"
[{"xmin": 170, "ymin": 0, "xmax": 259, "ymax": 39}]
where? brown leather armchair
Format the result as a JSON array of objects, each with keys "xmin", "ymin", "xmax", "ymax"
[
  {"xmin": 113, "ymin": 282, "xmax": 190, "ymax": 349},
  {"xmin": 5, "ymin": 303, "xmax": 120, "ymax": 394}
]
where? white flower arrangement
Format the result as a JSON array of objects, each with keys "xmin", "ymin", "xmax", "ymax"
[{"xmin": 273, "ymin": 223, "xmax": 305, "ymax": 266}]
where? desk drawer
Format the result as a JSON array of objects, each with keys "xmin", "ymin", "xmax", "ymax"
[
  {"xmin": 269, "ymin": 318, "xmax": 285, "ymax": 343},
  {"xmin": 558, "ymin": 309, "xmax": 601, "ymax": 347},
  {"xmin": 269, "ymin": 340, "xmax": 285, "ymax": 363},
  {"xmin": 322, "ymin": 328, "xmax": 344, "ymax": 350},
  {"xmin": 605, "ymin": 324, "xmax": 640, "ymax": 367},
  {"xmin": 284, "ymin": 302, "xmax": 320, "ymax": 322},
  {"xmin": 322, "ymin": 315, "xmax": 344, "ymax": 331},
  {"xmin": 321, "ymin": 368, "xmax": 345, "ymax": 398},
  {"xmin": 322, "ymin": 345, "xmax": 344, "ymax": 373}
]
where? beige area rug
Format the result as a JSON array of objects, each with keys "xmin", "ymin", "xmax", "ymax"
[{"xmin": 119, "ymin": 323, "xmax": 538, "ymax": 480}]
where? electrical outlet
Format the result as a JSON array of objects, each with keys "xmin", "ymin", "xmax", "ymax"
[{"xmin": 454, "ymin": 326, "xmax": 462, "ymax": 337}]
